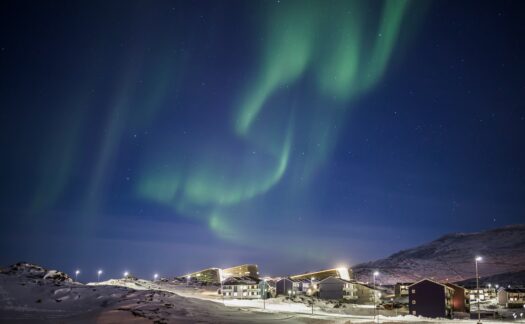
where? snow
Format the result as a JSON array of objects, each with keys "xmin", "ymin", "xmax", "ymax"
[{"xmin": 1, "ymin": 263, "xmax": 523, "ymax": 323}]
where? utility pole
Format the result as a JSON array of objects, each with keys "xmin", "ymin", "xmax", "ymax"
[
  {"xmin": 475, "ymin": 256, "xmax": 483, "ymax": 324},
  {"xmin": 373, "ymin": 271, "xmax": 379, "ymax": 323}
]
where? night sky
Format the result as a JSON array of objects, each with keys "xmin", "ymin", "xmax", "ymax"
[{"xmin": 1, "ymin": 0, "xmax": 524, "ymax": 281}]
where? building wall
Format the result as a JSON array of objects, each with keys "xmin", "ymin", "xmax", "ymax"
[
  {"xmin": 409, "ymin": 280, "xmax": 450, "ymax": 318},
  {"xmin": 498, "ymin": 290, "xmax": 525, "ymax": 307},
  {"xmin": 355, "ymin": 283, "xmax": 377, "ymax": 304},
  {"xmin": 276, "ymin": 279, "xmax": 294, "ymax": 296},
  {"xmin": 445, "ymin": 284, "xmax": 470, "ymax": 313},
  {"xmin": 395, "ymin": 283, "xmax": 410, "ymax": 297},
  {"xmin": 319, "ymin": 278, "xmax": 344, "ymax": 300},
  {"xmin": 497, "ymin": 290, "xmax": 507, "ymax": 305},
  {"xmin": 290, "ymin": 268, "xmax": 352, "ymax": 281},
  {"xmin": 183, "ymin": 268, "xmax": 220, "ymax": 283},
  {"xmin": 222, "ymin": 264, "xmax": 259, "ymax": 279},
  {"xmin": 222, "ymin": 284, "xmax": 261, "ymax": 299}
]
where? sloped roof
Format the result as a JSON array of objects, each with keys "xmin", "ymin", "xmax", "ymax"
[
  {"xmin": 222, "ymin": 276, "xmax": 260, "ymax": 285},
  {"xmin": 444, "ymin": 282, "xmax": 468, "ymax": 291},
  {"xmin": 408, "ymin": 278, "xmax": 455, "ymax": 291},
  {"xmin": 319, "ymin": 276, "xmax": 353, "ymax": 284}
]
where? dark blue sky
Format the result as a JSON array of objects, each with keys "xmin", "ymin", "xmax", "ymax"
[{"xmin": 1, "ymin": 0, "xmax": 524, "ymax": 281}]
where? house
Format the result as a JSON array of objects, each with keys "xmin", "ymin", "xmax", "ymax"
[
  {"xmin": 354, "ymin": 282, "xmax": 381, "ymax": 304},
  {"xmin": 408, "ymin": 279, "xmax": 455, "ymax": 318},
  {"xmin": 221, "ymin": 276, "xmax": 268, "ymax": 299},
  {"xmin": 498, "ymin": 287, "xmax": 525, "ymax": 308},
  {"xmin": 466, "ymin": 286, "xmax": 496, "ymax": 302},
  {"xmin": 318, "ymin": 276, "xmax": 358, "ymax": 301},
  {"xmin": 395, "ymin": 282, "xmax": 412, "ymax": 298},
  {"xmin": 445, "ymin": 283, "xmax": 470, "ymax": 313},
  {"xmin": 276, "ymin": 278, "xmax": 313, "ymax": 296}
]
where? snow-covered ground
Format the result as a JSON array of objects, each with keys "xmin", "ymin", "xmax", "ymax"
[{"xmin": 2, "ymin": 263, "xmax": 524, "ymax": 323}]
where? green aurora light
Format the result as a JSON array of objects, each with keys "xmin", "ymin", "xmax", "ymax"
[{"xmin": 136, "ymin": 0, "xmax": 420, "ymax": 254}]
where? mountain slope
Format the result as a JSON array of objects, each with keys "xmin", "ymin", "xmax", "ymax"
[{"xmin": 352, "ymin": 224, "xmax": 525, "ymax": 284}]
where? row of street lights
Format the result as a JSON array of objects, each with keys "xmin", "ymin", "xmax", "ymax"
[{"xmin": 73, "ymin": 269, "xmax": 159, "ymax": 282}]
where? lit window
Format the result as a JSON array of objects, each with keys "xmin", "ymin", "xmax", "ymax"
[
  {"xmin": 412, "ymin": 300, "xmax": 416, "ymax": 304},
  {"xmin": 412, "ymin": 289, "xmax": 416, "ymax": 294},
  {"xmin": 412, "ymin": 311, "xmax": 416, "ymax": 315}
]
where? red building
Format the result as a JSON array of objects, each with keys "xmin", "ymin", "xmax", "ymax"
[{"xmin": 445, "ymin": 283, "xmax": 470, "ymax": 313}]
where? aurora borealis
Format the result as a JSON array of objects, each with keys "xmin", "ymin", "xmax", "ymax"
[{"xmin": 1, "ymin": 0, "xmax": 525, "ymax": 279}]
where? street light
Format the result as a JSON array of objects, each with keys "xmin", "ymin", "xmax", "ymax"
[
  {"xmin": 153, "ymin": 273, "xmax": 158, "ymax": 281},
  {"xmin": 123, "ymin": 271, "xmax": 129, "ymax": 278},
  {"xmin": 475, "ymin": 256, "xmax": 482, "ymax": 324},
  {"xmin": 97, "ymin": 269, "xmax": 103, "ymax": 282},
  {"xmin": 373, "ymin": 271, "xmax": 379, "ymax": 322},
  {"xmin": 75, "ymin": 269, "xmax": 80, "ymax": 282}
]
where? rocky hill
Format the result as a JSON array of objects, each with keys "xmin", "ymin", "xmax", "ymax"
[
  {"xmin": 352, "ymin": 224, "xmax": 525, "ymax": 284},
  {"xmin": 456, "ymin": 270, "xmax": 525, "ymax": 288}
]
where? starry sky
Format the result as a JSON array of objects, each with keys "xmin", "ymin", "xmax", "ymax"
[{"xmin": 1, "ymin": 0, "xmax": 524, "ymax": 281}]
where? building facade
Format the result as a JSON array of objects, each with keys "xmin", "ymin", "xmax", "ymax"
[
  {"xmin": 222, "ymin": 264, "xmax": 259, "ymax": 279},
  {"xmin": 354, "ymin": 282, "xmax": 380, "ymax": 304},
  {"xmin": 395, "ymin": 282, "xmax": 412, "ymax": 298},
  {"xmin": 221, "ymin": 276, "xmax": 267, "ymax": 299},
  {"xmin": 180, "ymin": 264, "xmax": 259, "ymax": 284},
  {"xmin": 445, "ymin": 283, "xmax": 470, "ymax": 313},
  {"xmin": 467, "ymin": 287, "xmax": 497, "ymax": 302},
  {"xmin": 408, "ymin": 279, "xmax": 455, "ymax": 318},
  {"xmin": 318, "ymin": 276, "xmax": 358, "ymax": 301},
  {"xmin": 290, "ymin": 268, "xmax": 352, "ymax": 281},
  {"xmin": 181, "ymin": 268, "xmax": 221, "ymax": 283},
  {"xmin": 276, "ymin": 278, "xmax": 312, "ymax": 296},
  {"xmin": 498, "ymin": 287, "xmax": 525, "ymax": 307}
]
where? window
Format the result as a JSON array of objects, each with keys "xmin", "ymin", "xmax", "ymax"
[
  {"xmin": 412, "ymin": 289, "xmax": 416, "ymax": 294},
  {"xmin": 412, "ymin": 311, "xmax": 416, "ymax": 315},
  {"xmin": 412, "ymin": 300, "xmax": 416, "ymax": 305}
]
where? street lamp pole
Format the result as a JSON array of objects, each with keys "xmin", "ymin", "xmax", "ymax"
[
  {"xmin": 262, "ymin": 279, "xmax": 266, "ymax": 310},
  {"xmin": 475, "ymin": 256, "xmax": 483, "ymax": 324},
  {"xmin": 373, "ymin": 271, "xmax": 379, "ymax": 322},
  {"xmin": 311, "ymin": 277, "xmax": 315, "ymax": 315},
  {"xmin": 220, "ymin": 279, "xmax": 225, "ymax": 306}
]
